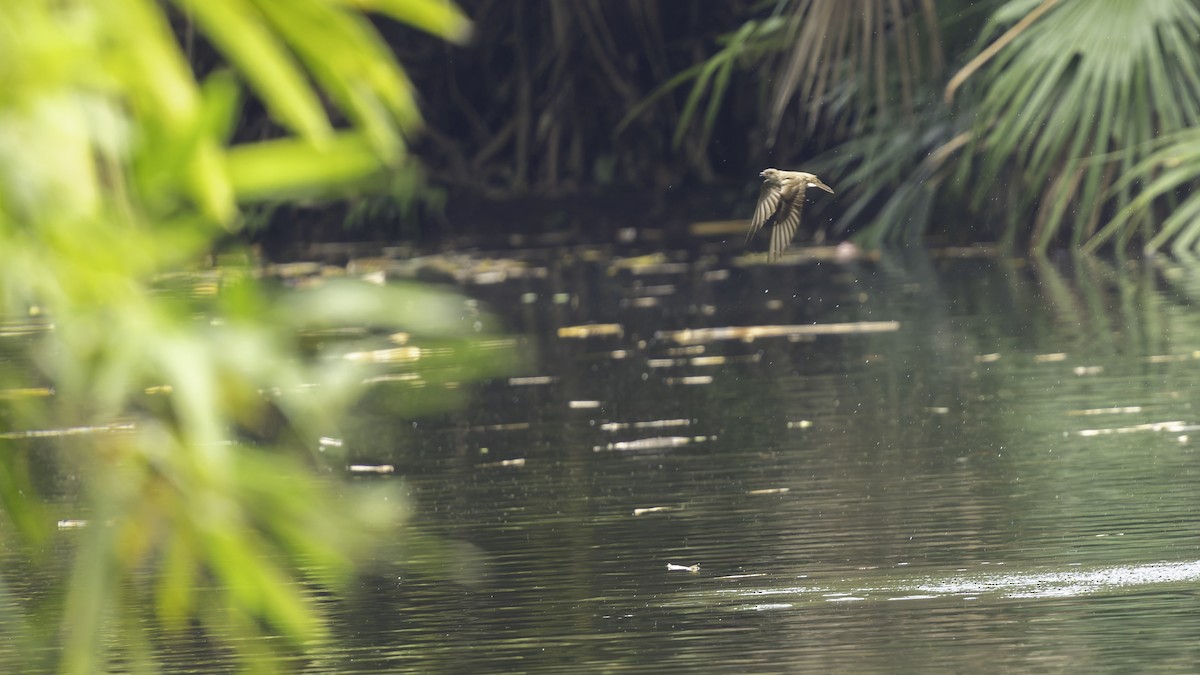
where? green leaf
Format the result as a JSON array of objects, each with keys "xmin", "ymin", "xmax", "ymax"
[
  {"xmin": 174, "ymin": 0, "xmax": 332, "ymax": 141},
  {"xmin": 966, "ymin": 0, "xmax": 1200, "ymax": 251},
  {"xmin": 226, "ymin": 132, "xmax": 387, "ymax": 200},
  {"xmin": 341, "ymin": 0, "xmax": 473, "ymax": 44}
]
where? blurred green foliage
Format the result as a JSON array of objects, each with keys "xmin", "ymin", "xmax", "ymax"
[{"xmin": 0, "ymin": 0, "xmax": 516, "ymax": 672}]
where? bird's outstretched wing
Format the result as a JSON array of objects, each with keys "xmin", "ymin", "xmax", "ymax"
[
  {"xmin": 769, "ymin": 185, "xmax": 807, "ymax": 260},
  {"xmin": 746, "ymin": 179, "xmax": 781, "ymax": 243}
]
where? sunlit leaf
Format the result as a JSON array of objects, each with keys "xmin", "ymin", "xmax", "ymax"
[
  {"xmin": 174, "ymin": 0, "xmax": 332, "ymax": 141},
  {"xmin": 340, "ymin": 0, "xmax": 473, "ymax": 43},
  {"xmin": 226, "ymin": 133, "xmax": 387, "ymax": 201}
]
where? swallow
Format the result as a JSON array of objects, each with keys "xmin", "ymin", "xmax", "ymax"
[{"xmin": 746, "ymin": 168, "xmax": 834, "ymax": 260}]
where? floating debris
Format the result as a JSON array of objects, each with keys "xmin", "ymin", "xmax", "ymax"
[
  {"xmin": 657, "ymin": 321, "xmax": 900, "ymax": 344},
  {"xmin": 974, "ymin": 353, "xmax": 1002, "ymax": 363},
  {"xmin": 479, "ymin": 458, "xmax": 526, "ymax": 469},
  {"xmin": 557, "ymin": 323, "xmax": 623, "ymax": 339},
  {"xmin": 626, "ymin": 284, "xmax": 677, "ymax": 297},
  {"xmin": 925, "ymin": 406, "xmax": 950, "ymax": 415},
  {"xmin": 383, "ymin": 253, "xmax": 543, "ymax": 285},
  {"xmin": 667, "ymin": 563, "xmax": 701, "ymax": 574},
  {"xmin": 1033, "ymin": 352, "xmax": 1068, "ymax": 363},
  {"xmin": 1073, "ymin": 366, "xmax": 1104, "ymax": 376},
  {"xmin": 734, "ymin": 244, "xmax": 873, "ymax": 265},
  {"xmin": 747, "ymin": 488, "xmax": 790, "ymax": 496},
  {"xmin": 596, "ymin": 436, "xmax": 705, "ymax": 452},
  {"xmin": 609, "ymin": 252, "xmax": 668, "ymax": 269},
  {"xmin": 665, "ymin": 376, "xmax": 713, "ymax": 385},
  {"xmin": 620, "ymin": 297, "xmax": 661, "ymax": 309},
  {"xmin": 633, "ymin": 506, "xmax": 675, "ymax": 516},
  {"xmin": 348, "ymin": 464, "xmax": 394, "ymax": 474},
  {"xmin": 57, "ymin": 520, "xmax": 89, "ymax": 530},
  {"xmin": 600, "ymin": 419, "xmax": 692, "ymax": 432},
  {"xmin": 825, "ymin": 595, "xmax": 866, "ymax": 603},
  {"xmin": 787, "ymin": 420, "xmax": 813, "ymax": 429},
  {"xmin": 569, "ymin": 400, "xmax": 602, "ymax": 409},
  {"xmin": 689, "ymin": 219, "xmax": 746, "ymax": 236},
  {"xmin": 1145, "ymin": 353, "xmax": 1200, "ymax": 363},
  {"xmin": 1078, "ymin": 421, "xmax": 1188, "ymax": 437},
  {"xmin": 266, "ymin": 261, "xmax": 323, "ymax": 279},
  {"xmin": 471, "ymin": 422, "xmax": 532, "ymax": 432},
  {"xmin": 363, "ymin": 373, "xmax": 423, "ymax": 385},
  {"xmin": 300, "ymin": 326, "xmax": 369, "ymax": 339},
  {"xmin": 508, "ymin": 376, "xmax": 557, "ymax": 386},
  {"xmin": 0, "ymin": 422, "xmax": 135, "ymax": 440},
  {"xmin": 343, "ymin": 346, "xmax": 422, "ymax": 364},
  {"xmin": 608, "ymin": 254, "xmax": 689, "ymax": 275}
]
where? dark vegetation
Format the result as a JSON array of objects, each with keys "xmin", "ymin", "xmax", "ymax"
[{"xmin": 266, "ymin": 0, "xmax": 1200, "ymax": 254}]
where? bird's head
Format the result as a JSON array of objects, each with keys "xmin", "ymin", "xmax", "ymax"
[{"xmin": 759, "ymin": 168, "xmax": 779, "ymax": 179}]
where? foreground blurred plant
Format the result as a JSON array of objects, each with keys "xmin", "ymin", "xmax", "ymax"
[{"xmin": 0, "ymin": 1, "xmax": 506, "ymax": 672}]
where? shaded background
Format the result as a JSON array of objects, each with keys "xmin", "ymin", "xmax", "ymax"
[{"xmin": 245, "ymin": 0, "xmax": 1200, "ymax": 253}]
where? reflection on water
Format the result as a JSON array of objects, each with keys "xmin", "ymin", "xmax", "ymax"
[
  {"xmin": 319, "ymin": 245, "xmax": 1200, "ymax": 673},
  {"xmin": 10, "ymin": 244, "xmax": 1200, "ymax": 671}
]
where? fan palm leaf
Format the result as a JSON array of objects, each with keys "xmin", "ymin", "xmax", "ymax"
[
  {"xmin": 1088, "ymin": 127, "xmax": 1200, "ymax": 253},
  {"xmin": 766, "ymin": 0, "xmax": 942, "ymax": 143},
  {"xmin": 958, "ymin": 0, "xmax": 1200, "ymax": 253},
  {"xmin": 817, "ymin": 109, "xmax": 970, "ymax": 246}
]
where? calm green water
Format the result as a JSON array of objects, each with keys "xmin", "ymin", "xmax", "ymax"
[
  {"xmin": 11, "ymin": 245, "xmax": 1200, "ymax": 671},
  {"xmin": 324, "ymin": 246, "xmax": 1200, "ymax": 672}
]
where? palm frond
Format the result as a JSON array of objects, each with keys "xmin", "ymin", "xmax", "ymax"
[
  {"xmin": 816, "ymin": 106, "xmax": 968, "ymax": 246},
  {"xmin": 766, "ymin": 0, "xmax": 943, "ymax": 143},
  {"xmin": 1088, "ymin": 127, "xmax": 1200, "ymax": 253},
  {"xmin": 618, "ymin": 17, "xmax": 787, "ymax": 149},
  {"xmin": 960, "ymin": 0, "xmax": 1200, "ymax": 252}
]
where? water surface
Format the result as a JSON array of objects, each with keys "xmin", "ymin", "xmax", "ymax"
[
  {"xmin": 10, "ymin": 244, "xmax": 1200, "ymax": 672},
  {"xmin": 329, "ymin": 246, "xmax": 1200, "ymax": 672}
]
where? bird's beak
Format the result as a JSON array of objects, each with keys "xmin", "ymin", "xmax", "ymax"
[
  {"xmin": 811, "ymin": 180, "xmax": 834, "ymax": 194},
  {"xmin": 759, "ymin": 170, "xmax": 768, "ymax": 177}
]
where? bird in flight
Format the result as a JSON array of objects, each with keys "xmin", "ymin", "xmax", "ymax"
[{"xmin": 746, "ymin": 168, "xmax": 834, "ymax": 260}]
